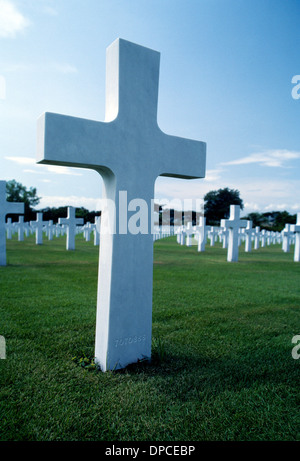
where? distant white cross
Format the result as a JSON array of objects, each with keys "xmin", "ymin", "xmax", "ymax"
[
  {"xmin": 291, "ymin": 212, "xmax": 300, "ymax": 262},
  {"xmin": 83, "ymin": 223, "xmax": 93, "ymax": 242},
  {"xmin": 92, "ymin": 217, "xmax": 100, "ymax": 246},
  {"xmin": 6, "ymin": 218, "xmax": 13, "ymax": 239},
  {"xmin": 17, "ymin": 216, "xmax": 27, "ymax": 242},
  {"xmin": 208, "ymin": 226, "xmax": 218, "ymax": 247},
  {"xmin": 222, "ymin": 205, "xmax": 246, "ymax": 262},
  {"xmin": 59, "ymin": 206, "xmax": 84, "ymax": 250},
  {"xmin": 0, "ymin": 180, "xmax": 24, "ymax": 266},
  {"xmin": 244, "ymin": 220, "xmax": 253, "ymax": 253},
  {"xmin": 37, "ymin": 38, "xmax": 206, "ymax": 371},
  {"xmin": 254, "ymin": 226, "xmax": 260, "ymax": 250},
  {"xmin": 282, "ymin": 224, "xmax": 293, "ymax": 253},
  {"xmin": 196, "ymin": 216, "xmax": 207, "ymax": 252},
  {"xmin": 185, "ymin": 222, "xmax": 194, "ymax": 246},
  {"xmin": 30, "ymin": 212, "xmax": 47, "ymax": 245},
  {"xmin": 220, "ymin": 220, "xmax": 228, "ymax": 249},
  {"xmin": 46, "ymin": 220, "xmax": 54, "ymax": 241},
  {"xmin": 261, "ymin": 229, "xmax": 266, "ymax": 247}
]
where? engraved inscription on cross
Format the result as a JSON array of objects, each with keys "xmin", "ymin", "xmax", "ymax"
[{"xmin": 37, "ymin": 38, "xmax": 206, "ymax": 371}]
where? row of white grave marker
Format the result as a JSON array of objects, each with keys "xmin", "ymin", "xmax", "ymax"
[
  {"xmin": 5, "ymin": 208, "xmax": 101, "ymax": 249},
  {"xmin": 176, "ymin": 205, "xmax": 300, "ymax": 263},
  {"xmin": 3, "ymin": 202, "xmax": 300, "ymax": 262}
]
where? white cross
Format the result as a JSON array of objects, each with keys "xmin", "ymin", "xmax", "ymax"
[
  {"xmin": 254, "ymin": 226, "xmax": 260, "ymax": 250},
  {"xmin": 6, "ymin": 218, "xmax": 13, "ymax": 239},
  {"xmin": 46, "ymin": 220, "xmax": 54, "ymax": 241},
  {"xmin": 0, "ymin": 180, "xmax": 24, "ymax": 265},
  {"xmin": 196, "ymin": 216, "xmax": 207, "ymax": 252},
  {"xmin": 185, "ymin": 222, "xmax": 194, "ymax": 246},
  {"xmin": 220, "ymin": 219, "xmax": 229, "ymax": 248},
  {"xmin": 58, "ymin": 206, "xmax": 84, "ymax": 250},
  {"xmin": 180, "ymin": 227, "xmax": 187, "ymax": 245},
  {"xmin": 83, "ymin": 222, "xmax": 93, "ymax": 242},
  {"xmin": 92, "ymin": 217, "xmax": 100, "ymax": 246},
  {"xmin": 282, "ymin": 224, "xmax": 293, "ymax": 253},
  {"xmin": 291, "ymin": 212, "xmax": 300, "ymax": 262},
  {"xmin": 208, "ymin": 226, "xmax": 218, "ymax": 246},
  {"xmin": 17, "ymin": 216, "xmax": 27, "ymax": 242},
  {"xmin": 222, "ymin": 205, "xmax": 246, "ymax": 262},
  {"xmin": 244, "ymin": 220, "xmax": 253, "ymax": 252},
  {"xmin": 37, "ymin": 38, "xmax": 206, "ymax": 371},
  {"xmin": 30, "ymin": 212, "xmax": 47, "ymax": 245},
  {"xmin": 260, "ymin": 229, "xmax": 266, "ymax": 247}
]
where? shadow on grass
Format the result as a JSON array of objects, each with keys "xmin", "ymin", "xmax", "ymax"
[{"xmin": 100, "ymin": 342, "xmax": 299, "ymax": 405}]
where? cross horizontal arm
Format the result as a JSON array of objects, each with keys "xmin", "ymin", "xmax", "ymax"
[
  {"xmin": 156, "ymin": 130, "xmax": 206, "ymax": 179},
  {"xmin": 37, "ymin": 112, "xmax": 206, "ymax": 181},
  {"xmin": 37, "ymin": 112, "xmax": 116, "ymax": 174}
]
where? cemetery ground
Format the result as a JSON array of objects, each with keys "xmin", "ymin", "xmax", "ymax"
[{"xmin": 0, "ymin": 234, "xmax": 299, "ymax": 441}]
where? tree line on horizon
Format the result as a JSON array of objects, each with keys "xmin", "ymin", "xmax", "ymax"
[
  {"xmin": 5, "ymin": 180, "xmax": 100, "ymax": 224},
  {"xmin": 5, "ymin": 180, "xmax": 297, "ymax": 232}
]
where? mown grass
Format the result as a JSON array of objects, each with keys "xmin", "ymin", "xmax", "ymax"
[{"xmin": 0, "ymin": 234, "xmax": 299, "ymax": 441}]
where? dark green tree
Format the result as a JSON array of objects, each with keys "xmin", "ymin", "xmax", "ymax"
[
  {"xmin": 6, "ymin": 180, "xmax": 40, "ymax": 221},
  {"xmin": 244, "ymin": 210, "xmax": 296, "ymax": 231},
  {"xmin": 204, "ymin": 187, "xmax": 243, "ymax": 225}
]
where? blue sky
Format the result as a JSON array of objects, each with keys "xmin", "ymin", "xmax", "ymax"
[{"xmin": 1, "ymin": 0, "xmax": 300, "ymax": 215}]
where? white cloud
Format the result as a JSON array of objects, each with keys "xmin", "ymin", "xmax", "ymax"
[
  {"xmin": 5, "ymin": 155, "xmax": 35, "ymax": 165},
  {"xmin": 221, "ymin": 149, "xmax": 300, "ymax": 168},
  {"xmin": 0, "ymin": 0, "xmax": 30, "ymax": 38},
  {"xmin": 155, "ymin": 174, "xmax": 300, "ymax": 215},
  {"xmin": 5, "ymin": 156, "xmax": 82, "ymax": 176},
  {"xmin": 263, "ymin": 203, "xmax": 290, "ymax": 211},
  {"xmin": 203, "ymin": 168, "xmax": 224, "ymax": 182},
  {"xmin": 244, "ymin": 202, "xmax": 260, "ymax": 212},
  {"xmin": 38, "ymin": 195, "xmax": 102, "ymax": 211},
  {"xmin": 45, "ymin": 165, "xmax": 82, "ymax": 176}
]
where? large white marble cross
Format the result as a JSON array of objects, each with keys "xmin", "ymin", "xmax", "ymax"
[
  {"xmin": 37, "ymin": 38, "xmax": 206, "ymax": 371},
  {"xmin": 0, "ymin": 180, "xmax": 24, "ymax": 266}
]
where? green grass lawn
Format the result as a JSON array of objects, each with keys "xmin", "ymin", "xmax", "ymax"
[{"xmin": 0, "ymin": 234, "xmax": 299, "ymax": 441}]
